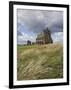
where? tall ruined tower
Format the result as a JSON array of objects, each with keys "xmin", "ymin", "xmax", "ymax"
[{"xmin": 36, "ymin": 27, "xmax": 53, "ymax": 44}]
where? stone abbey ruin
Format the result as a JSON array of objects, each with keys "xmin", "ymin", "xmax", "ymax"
[
  {"xmin": 27, "ymin": 27, "xmax": 53, "ymax": 45},
  {"xmin": 36, "ymin": 27, "xmax": 53, "ymax": 44}
]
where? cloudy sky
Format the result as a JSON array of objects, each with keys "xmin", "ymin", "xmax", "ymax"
[{"xmin": 17, "ymin": 9, "xmax": 63, "ymax": 44}]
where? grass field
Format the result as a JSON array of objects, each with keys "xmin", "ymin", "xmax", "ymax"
[{"xmin": 17, "ymin": 43, "xmax": 63, "ymax": 80}]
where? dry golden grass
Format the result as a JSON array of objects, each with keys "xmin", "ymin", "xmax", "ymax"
[{"xmin": 17, "ymin": 43, "xmax": 63, "ymax": 80}]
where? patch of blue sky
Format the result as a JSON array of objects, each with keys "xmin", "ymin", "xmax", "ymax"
[{"xmin": 51, "ymin": 32, "xmax": 63, "ymax": 43}]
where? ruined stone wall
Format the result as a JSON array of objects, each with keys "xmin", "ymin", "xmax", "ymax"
[{"xmin": 36, "ymin": 28, "xmax": 53, "ymax": 44}]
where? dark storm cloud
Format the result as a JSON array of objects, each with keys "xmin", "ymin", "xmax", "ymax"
[
  {"xmin": 17, "ymin": 30, "xmax": 22, "ymax": 36},
  {"xmin": 49, "ymin": 21, "xmax": 63, "ymax": 33},
  {"xmin": 17, "ymin": 9, "xmax": 63, "ymax": 34}
]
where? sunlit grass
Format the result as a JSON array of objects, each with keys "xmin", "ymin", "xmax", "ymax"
[{"xmin": 17, "ymin": 43, "xmax": 63, "ymax": 80}]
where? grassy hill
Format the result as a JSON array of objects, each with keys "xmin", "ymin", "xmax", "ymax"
[{"xmin": 17, "ymin": 43, "xmax": 63, "ymax": 80}]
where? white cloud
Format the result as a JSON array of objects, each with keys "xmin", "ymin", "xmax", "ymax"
[
  {"xmin": 51, "ymin": 32, "xmax": 63, "ymax": 43},
  {"xmin": 17, "ymin": 32, "xmax": 36, "ymax": 44}
]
